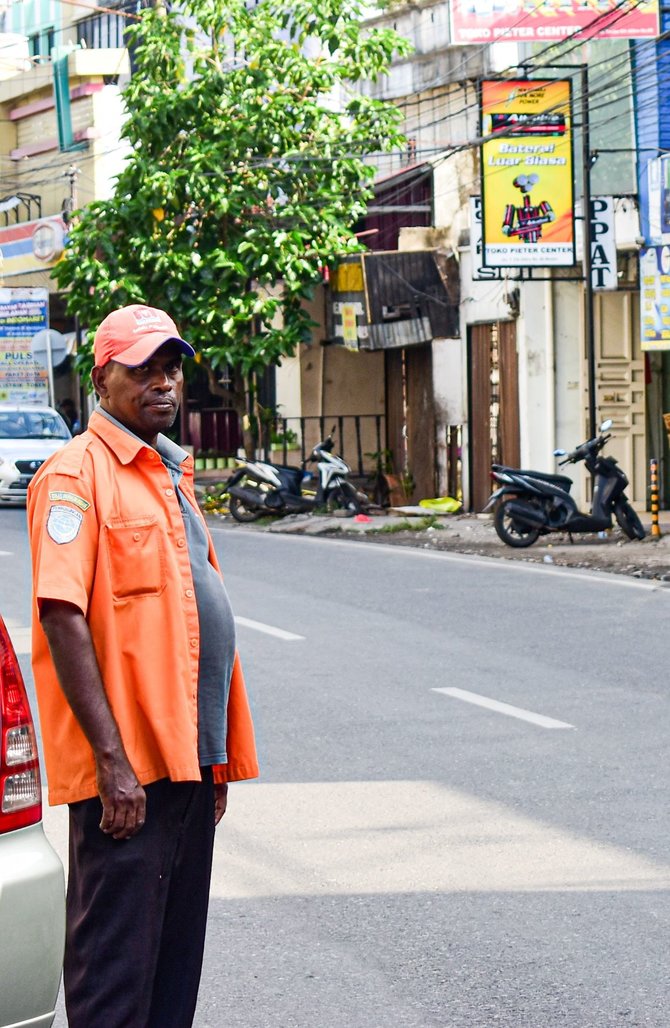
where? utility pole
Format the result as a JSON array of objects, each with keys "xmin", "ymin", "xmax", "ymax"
[
  {"xmin": 580, "ymin": 65, "xmax": 598, "ymax": 441},
  {"xmin": 64, "ymin": 164, "xmax": 79, "ymax": 222}
]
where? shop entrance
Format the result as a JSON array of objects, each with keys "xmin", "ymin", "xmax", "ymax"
[{"xmin": 468, "ymin": 321, "xmax": 520, "ymax": 512}]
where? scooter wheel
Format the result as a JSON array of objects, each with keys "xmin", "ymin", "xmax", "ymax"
[
  {"xmin": 229, "ymin": 494, "xmax": 263, "ymax": 523},
  {"xmin": 494, "ymin": 500, "xmax": 541, "ymax": 548},
  {"xmin": 614, "ymin": 500, "xmax": 646, "ymax": 541},
  {"xmin": 329, "ymin": 482, "xmax": 367, "ymax": 516}
]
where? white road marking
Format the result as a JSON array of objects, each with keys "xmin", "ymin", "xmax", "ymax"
[
  {"xmin": 0, "ymin": 550, "xmax": 12, "ymax": 556},
  {"xmin": 433, "ymin": 687, "xmax": 575, "ymax": 729},
  {"xmin": 234, "ymin": 616, "xmax": 304, "ymax": 641}
]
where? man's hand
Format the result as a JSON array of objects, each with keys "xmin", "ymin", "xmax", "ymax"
[
  {"xmin": 40, "ymin": 600, "xmax": 145, "ymax": 841},
  {"xmin": 97, "ymin": 757, "xmax": 146, "ymax": 840},
  {"xmin": 214, "ymin": 782, "xmax": 228, "ymax": 825}
]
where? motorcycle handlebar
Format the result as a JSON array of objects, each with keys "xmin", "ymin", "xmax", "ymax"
[
  {"xmin": 308, "ymin": 435, "xmax": 335, "ymax": 462},
  {"xmin": 560, "ymin": 432, "xmax": 611, "ymax": 465}
]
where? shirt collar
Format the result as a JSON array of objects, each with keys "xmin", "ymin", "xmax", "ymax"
[{"xmin": 90, "ymin": 407, "xmax": 191, "ymax": 469}]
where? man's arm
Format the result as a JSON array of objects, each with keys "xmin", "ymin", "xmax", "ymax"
[{"xmin": 40, "ymin": 599, "xmax": 146, "ymax": 840}]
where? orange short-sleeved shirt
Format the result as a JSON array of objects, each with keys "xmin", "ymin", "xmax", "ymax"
[{"xmin": 27, "ymin": 410, "xmax": 258, "ymax": 805}]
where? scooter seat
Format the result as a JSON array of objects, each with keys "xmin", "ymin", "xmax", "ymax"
[{"xmin": 493, "ymin": 465, "xmax": 573, "ymax": 491}]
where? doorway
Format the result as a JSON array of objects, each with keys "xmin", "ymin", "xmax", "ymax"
[{"xmin": 468, "ymin": 321, "xmax": 520, "ymax": 512}]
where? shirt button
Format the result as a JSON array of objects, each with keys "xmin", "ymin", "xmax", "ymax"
[
  {"xmin": 190, "ymin": 639, "xmax": 198, "ymax": 648},
  {"xmin": 165, "ymin": 488, "xmax": 174, "ymax": 497},
  {"xmin": 177, "ymin": 538, "xmax": 186, "ymax": 548},
  {"xmin": 133, "ymin": 533, "xmax": 140, "ymax": 542},
  {"xmin": 185, "ymin": 589, "xmax": 194, "ymax": 598}
]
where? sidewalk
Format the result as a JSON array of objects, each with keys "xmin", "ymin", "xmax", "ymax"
[{"xmin": 195, "ymin": 471, "xmax": 670, "ymax": 581}]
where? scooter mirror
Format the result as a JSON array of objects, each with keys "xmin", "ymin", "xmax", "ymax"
[
  {"xmin": 553, "ymin": 448, "xmax": 567, "ymax": 456},
  {"xmin": 599, "ymin": 418, "xmax": 613, "ymax": 432}
]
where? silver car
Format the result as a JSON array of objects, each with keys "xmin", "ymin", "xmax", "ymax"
[
  {"xmin": 0, "ymin": 615, "xmax": 65, "ymax": 1027},
  {"xmin": 0, "ymin": 406, "xmax": 71, "ymax": 504}
]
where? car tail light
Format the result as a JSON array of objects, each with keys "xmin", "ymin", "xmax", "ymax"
[{"xmin": 0, "ymin": 619, "xmax": 41, "ymax": 832}]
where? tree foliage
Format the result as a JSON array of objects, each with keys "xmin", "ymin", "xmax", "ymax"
[{"xmin": 53, "ymin": 0, "xmax": 410, "ymax": 403}]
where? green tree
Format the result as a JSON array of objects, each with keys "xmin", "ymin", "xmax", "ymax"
[{"xmin": 53, "ymin": 0, "xmax": 410, "ymax": 434}]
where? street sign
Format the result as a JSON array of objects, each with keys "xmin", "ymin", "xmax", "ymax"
[{"xmin": 30, "ymin": 329, "xmax": 68, "ymax": 368}]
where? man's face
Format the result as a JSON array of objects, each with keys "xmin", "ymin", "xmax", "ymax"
[{"xmin": 91, "ymin": 341, "xmax": 184, "ymax": 445}]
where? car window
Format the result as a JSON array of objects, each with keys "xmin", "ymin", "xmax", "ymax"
[{"xmin": 0, "ymin": 410, "xmax": 71, "ymax": 440}]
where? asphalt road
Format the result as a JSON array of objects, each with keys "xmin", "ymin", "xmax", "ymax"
[{"xmin": 2, "ymin": 506, "xmax": 670, "ymax": 1027}]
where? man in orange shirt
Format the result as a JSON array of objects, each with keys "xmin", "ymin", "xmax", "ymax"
[{"xmin": 27, "ymin": 304, "xmax": 258, "ymax": 1028}]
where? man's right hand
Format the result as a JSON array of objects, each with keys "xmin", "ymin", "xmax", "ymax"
[
  {"xmin": 96, "ymin": 757, "xmax": 146, "ymax": 840},
  {"xmin": 40, "ymin": 600, "xmax": 147, "ymax": 841}
]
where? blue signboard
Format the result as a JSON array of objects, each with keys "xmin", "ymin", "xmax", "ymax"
[{"xmin": 0, "ymin": 288, "xmax": 49, "ymax": 402}]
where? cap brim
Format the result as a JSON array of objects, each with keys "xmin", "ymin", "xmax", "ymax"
[{"xmin": 110, "ymin": 334, "xmax": 196, "ymax": 367}]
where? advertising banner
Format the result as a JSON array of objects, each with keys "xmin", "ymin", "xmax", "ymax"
[
  {"xmin": 0, "ymin": 217, "xmax": 66, "ymax": 279},
  {"xmin": 646, "ymin": 155, "xmax": 670, "ymax": 245},
  {"xmin": 590, "ymin": 196, "xmax": 617, "ymax": 290},
  {"xmin": 451, "ymin": 0, "xmax": 659, "ymax": 45},
  {"xmin": 481, "ymin": 79, "xmax": 575, "ymax": 268},
  {"xmin": 0, "ymin": 288, "xmax": 49, "ymax": 402},
  {"xmin": 640, "ymin": 245, "xmax": 670, "ymax": 350}
]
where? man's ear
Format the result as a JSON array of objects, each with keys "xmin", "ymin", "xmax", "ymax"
[{"xmin": 91, "ymin": 365, "xmax": 107, "ymax": 398}]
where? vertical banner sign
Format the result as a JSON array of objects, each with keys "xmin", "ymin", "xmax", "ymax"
[
  {"xmin": 341, "ymin": 303, "xmax": 359, "ymax": 350},
  {"xmin": 481, "ymin": 79, "xmax": 575, "ymax": 268},
  {"xmin": 640, "ymin": 245, "xmax": 670, "ymax": 350},
  {"xmin": 469, "ymin": 197, "xmax": 502, "ymax": 281},
  {"xmin": 590, "ymin": 196, "xmax": 617, "ymax": 290},
  {"xmin": 0, "ymin": 288, "xmax": 49, "ymax": 402}
]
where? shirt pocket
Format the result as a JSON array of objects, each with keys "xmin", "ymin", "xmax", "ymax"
[{"xmin": 104, "ymin": 516, "xmax": 167, "ymax": 600}]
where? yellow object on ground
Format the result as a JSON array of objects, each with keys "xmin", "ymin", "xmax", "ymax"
[{"xmin": 419, "ymin": 496, "xmax": 462, "ymax": 514}]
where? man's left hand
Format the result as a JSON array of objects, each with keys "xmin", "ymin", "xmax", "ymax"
[{"xmin": 214, "ymin": 782, "xmax": 228, "ymax": 825}]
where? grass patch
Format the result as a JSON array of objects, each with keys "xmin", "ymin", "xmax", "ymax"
[{"xmin": 373, "ymin": 515, "xmax": 444, "ymax": 534}]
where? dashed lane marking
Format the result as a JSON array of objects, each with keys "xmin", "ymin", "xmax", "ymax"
[
  {"xmin": 433, "ymin": 687, "xmax": 575, "ymax": 730},
  {"xmin": 234, "ymin": 616, "xmax": 305, "ymax": 641}
]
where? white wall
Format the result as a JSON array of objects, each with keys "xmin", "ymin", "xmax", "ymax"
[{"xmin": 516, "ymin": 280, "xmax": 556, "ymax": 471}]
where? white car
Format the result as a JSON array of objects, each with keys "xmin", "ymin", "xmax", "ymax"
[
  {"xmin": 0, "ymin": 614, "xmax": 65, "ymax": 1027},
  {"xmin": 0, "ymin": 406, "xmax": 71, "ymax": 503}
]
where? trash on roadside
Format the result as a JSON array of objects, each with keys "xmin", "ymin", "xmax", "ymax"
[
  {"xmin": 354, "ymin": 514, "xmax": 372, "ymax": 523},
  {"xmin": 419, "ymin": 496, "xmax": 462, "ymax": 514}
]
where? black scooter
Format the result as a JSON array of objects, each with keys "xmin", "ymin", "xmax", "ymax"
[{"xmin": 484, "ymin": 419, "xmax": 646, "ymax": 548}]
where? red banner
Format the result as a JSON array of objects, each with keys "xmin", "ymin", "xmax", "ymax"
[{"xmin": 450, "ymin": 0, "xmax": 659, "ymax": 45}]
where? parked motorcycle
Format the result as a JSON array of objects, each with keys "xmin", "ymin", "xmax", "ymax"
[
  {"xmin": 484, "ymin": 419, "xmax": 646, "ymax": 548},
  {"xmin": 226, "ymin": 430, "xmax": 370, "ymax": 523}
]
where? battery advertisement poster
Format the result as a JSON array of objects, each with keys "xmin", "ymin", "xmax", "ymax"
[
  {"xmin": 640, "ymin": 246, "xmax": 670, "ymax": 351},
  {"xmin": 480, "ymin": 79, "xmax": 575, "ymax": 269},
  {"xmin": 451, "ymin": 0, "xmax": 659, "ymax": 46},
  {"xmin": 0, "ymin": 288, "xmax": 49, "ymax": 403}
]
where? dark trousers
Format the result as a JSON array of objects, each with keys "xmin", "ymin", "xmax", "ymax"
[{"xmin": 64, "ymin": 769, "xmax": 215, "ymax": 1028}]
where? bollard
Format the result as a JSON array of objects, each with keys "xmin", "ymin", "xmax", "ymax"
[{"xmin": 650, "ymin": 458, "xmax": 661, "ymax": 538}]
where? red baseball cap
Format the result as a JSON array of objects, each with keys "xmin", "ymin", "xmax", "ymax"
[{"xmin": 93, "ymin": 304, "xmax": 195, "ymax": 368}]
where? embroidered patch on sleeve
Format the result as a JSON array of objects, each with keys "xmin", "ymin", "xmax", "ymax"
[
  {"xmin": 47, "ymin": 505, "xmax": 83, "ymax": 544},
  {"xmin": 48, "ymin": 490, "xmax": 91, "ymax": 511}
]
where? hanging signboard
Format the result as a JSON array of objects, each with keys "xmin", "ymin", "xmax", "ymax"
[
  {"xmin": 0, "ymin": 217, "xmax": 66, "ymax": 279},
  {"xmin": 450, "ymin": 0, "xmax": 659, "ymax": 45},
  {"xmin": 480, "ymin": 79, "xmax": 575, "ymax": 269},
  {"xmin": 590, "ymin": 196, "xmax": 617, "ymax": 291},
  {"xmin": 0, "ymin": 288, "xmax": 49, "ymax": 402},
  {"xmin": 640, "ymin": 245, "xmax": 670, "ymax": 350},
  {"xmin": 646, "ymin": 155, "xmax": 670, "ymax": 245}
]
